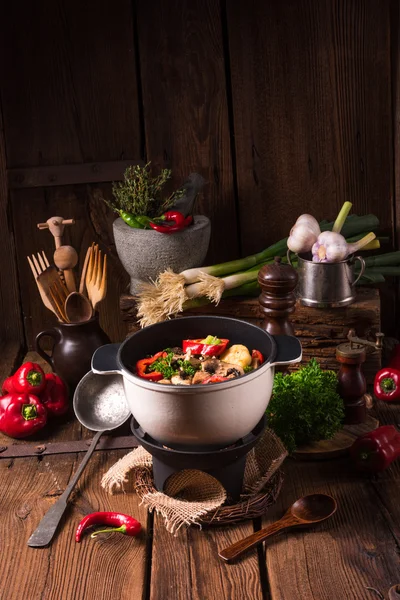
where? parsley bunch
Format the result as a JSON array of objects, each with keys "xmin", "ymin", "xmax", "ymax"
[{"xmin": 266, "ymin": 359, "xmax": 344, "ymax": 453}]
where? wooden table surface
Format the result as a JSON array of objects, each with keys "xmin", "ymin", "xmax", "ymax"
[{"xmin": 1, "ymin": 351, "xmax": 400, "ymax": 600}]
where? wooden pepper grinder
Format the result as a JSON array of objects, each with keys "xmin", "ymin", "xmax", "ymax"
[
  {"xmin": 336, "ymin": 329, "xmax": 383, "ymax": 425},
  {"xmin": 258, "ymin": 256, "xmax": 298, "ymax": 336}
]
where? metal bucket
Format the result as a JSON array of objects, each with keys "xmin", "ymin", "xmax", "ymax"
[{"xmin": 293, "ymin": 253, "xmax": 365, "ymax": 308}]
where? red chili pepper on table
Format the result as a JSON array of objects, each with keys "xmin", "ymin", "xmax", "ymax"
[
  {"xmin": 40, "ymin": 373, "xmax": 69, "ymax": 417},
  {"xmin": 350, "ymin": 426, "xmax": 400, "ymax": 473},
  {"xmin": 136, "ymin": 351, "xmax": 166, "ymax": 381},
  {"xmin": 182, "ymin": 337, "xmax": 229, "ymax": 357},
  {"xmin": 75, "ymin": 512, "xmax": 141, "ymax": 542},
  {"xmin": 12, "ymin": 362, "xmax": 46, "ymax": 395},
  {"xmin": 0, "ymin": 394, "xmax": 47, "ymax": 438}
]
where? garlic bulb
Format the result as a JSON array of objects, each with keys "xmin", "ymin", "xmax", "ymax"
[
  {"xmin": 287, "ymin": 214, "xmax": 321, "ymax": 254},
  {"xmin": 312, "ymin": 231, "xmax": 376, "ymax": 263}
]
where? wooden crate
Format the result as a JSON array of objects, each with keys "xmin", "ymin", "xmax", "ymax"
[{"xmin": 120, "ymin": 288, "xmax": 381, "ymax": 383}]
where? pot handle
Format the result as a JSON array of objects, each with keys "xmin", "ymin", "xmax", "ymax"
[
  {"xmin": 352, "ymin": 256, "xmax": 365, "ymax": 286},
  {"xmin": 91, "ymin": 343, "xmax": 122, "ymax": 375},
  {"xmin": 270, "ymin": 335, "xmax": 302, "ymax": 367}
]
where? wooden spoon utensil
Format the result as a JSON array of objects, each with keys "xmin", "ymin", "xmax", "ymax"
[
  {"xmin": 86, "ymin": 244, "xmax": 107, "ymax": 311},
  {"xmin": 64, "ymin": 292, "xmax": 93, "ymax": 323},
  {"xmin": 219, "ymin": 494, "xmax": 337, "ymax": 563}
]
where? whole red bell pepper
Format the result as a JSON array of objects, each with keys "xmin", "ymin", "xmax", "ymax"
[
  {"xmin": 136, "ymin": 351, "xmax": 166, "ymax": 381},
  {"xmin": 12, "ymin": 362, "xmax": 46, "ymax": 395},
  {"xmin": 374, "ymin": 368, "xmax": 400, "ymax": 402},
  {"xmin": 41, "ymin": 373, "xmax": 69, "ymax": 417},
  {"xmin": 0, "ymin": 394, "xmax": 47, "ymax": 438},
  {"xmin": 182, "ymin": 336, "xmax": 229, "ymax": 357},
  {"xmin": 350, "ymin": 425, "xmax": 400, "ymax": 473},
  {"xmin": 2, "ymin": 376, "xmax": 16, "ymax": 394},
  {"xmin": 374, "ymin": 344, "xmax": 400, "ymax": 402}
]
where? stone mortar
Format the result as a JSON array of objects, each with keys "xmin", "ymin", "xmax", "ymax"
[{"xmin": 113, "ymin": 215, "xmax": 211, "ymax": 294}]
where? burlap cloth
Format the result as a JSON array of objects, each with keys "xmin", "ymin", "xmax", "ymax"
[{"xmin": 101, "ymin": 428, "xmax": 287, "ymax": 535}]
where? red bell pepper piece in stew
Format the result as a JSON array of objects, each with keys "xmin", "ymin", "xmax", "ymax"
[
  {"xmin": 182, "ymin": 335, "xmax": 229, "ymax": 357},
  {"xmin": 350, "ymin": 426, "xmax": 400, "ymax": 473},
  {"xmin": 0, "ymin": 394, "xmax": 47, "ymax": 438},
  {"xmin": 136, "ymin": 351, "xmax": 167, "ymax": 381},
  {"xmin": 41, "ymin": 373, "xmax": 69, "ymax": 417},
  {"xmin": 251, "ymin": 350, "xmax": 264, "ymax": 364},
  {"xmin": 12, "ymin": 362, "xmax": 46, "ymax": 395},
  {"xmin": 75, "ymin": 512, "xmax": 141, "ymax": 542},
  {"xmin": 201, "ymin": 375, "xmax": 231, "ymax": 384}
]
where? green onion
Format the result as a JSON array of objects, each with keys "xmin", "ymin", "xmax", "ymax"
[{"xmin": 332, "ymin": 202, "xmax": 352, "ymax": 233}]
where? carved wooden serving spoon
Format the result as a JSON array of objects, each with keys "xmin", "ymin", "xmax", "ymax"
[{"xmin": 219, "ymin": 493, "xmax": 337, "ymax": 563}]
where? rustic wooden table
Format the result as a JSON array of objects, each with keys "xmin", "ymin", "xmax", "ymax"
[{"xmin": 1, "ymin": 350, "xmax": 400, "ymax": 600}]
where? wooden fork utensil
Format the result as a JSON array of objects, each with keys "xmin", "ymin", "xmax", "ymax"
[
  {"xmin": 27, "ymin": 252, "xmax": 69, "ymax": 322},
  {"xmin": 86, "ymin": 244, "xmax": 107, "ymax": 311}
]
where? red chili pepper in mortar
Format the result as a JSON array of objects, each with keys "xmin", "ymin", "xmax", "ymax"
[
  {"xmin": 149, "ymin": 211, "xmax": 188, "ymax": 234},
  {"xmin": 13, "ymin": 362, "xmax": 46, "ymax": 395},
  {"xmin": 2, "ymin": 376, "xmax": 16, "ymax": 394},
  {"xmin": 350, "ymin": 426, "xmax": 400, "ymax": 473},
  {"xmin": 374, "ymin": 368, "xmax": 400, "ymax": 402},
  {"xmin": 136, "ymin": 351, "xmax": 166, "ymax": 381},
  {"xmin": 0, "ymin": 394, "xmax": 47, "ymax": 438},
  {"xmin": 182, "ymin": 336, "xmax": 229, "ymax": 357},
  {"xmin": 75, "ymin": 512, "xmax": 141, "ymax": 542},
  {"xmin": 41, "ymin": 373, "xmax": 69, "ymax": 417}
]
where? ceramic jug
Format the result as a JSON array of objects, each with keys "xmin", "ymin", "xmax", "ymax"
[{"xmin": 35, "ymin": 316, "xmax": 111, "ymax": 391}]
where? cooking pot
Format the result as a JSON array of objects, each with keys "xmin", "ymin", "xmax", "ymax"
[{"xmin": 91, "ymin": 316, "xmax": 302, "ymax": 448}]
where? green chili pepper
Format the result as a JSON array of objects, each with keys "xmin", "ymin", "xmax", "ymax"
[
  {"xmin": 119, "ymin": 211, "xmax": 142, "ymax": 228},
  {"xmin": 135, "ymin": 215, "xmax": 152, "ymax": 228}
]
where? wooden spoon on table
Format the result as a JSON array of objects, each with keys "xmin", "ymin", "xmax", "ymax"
[{"xmin": 219, "ymin": 494, "xmax": 337, "ymax": 563}]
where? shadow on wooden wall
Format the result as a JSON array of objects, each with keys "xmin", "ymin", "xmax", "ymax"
[{"xmin": 0, "ymin": 0, "xmax": 396, "ymax": 352}]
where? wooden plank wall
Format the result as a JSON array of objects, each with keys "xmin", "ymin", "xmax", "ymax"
[{"xmin": 0, "ymin": 0, "xmax": 396, "ymax": 349}]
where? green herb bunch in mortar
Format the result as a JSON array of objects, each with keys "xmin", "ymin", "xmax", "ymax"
[
  {"xmin": 266, "ymin": 359, "xmax": 344, "ymax": 453},
  {"xmin": 104, "ymin": 162, "xmax": 185, "ymax": 227}
]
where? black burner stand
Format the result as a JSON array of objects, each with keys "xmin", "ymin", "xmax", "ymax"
[{"xmin": 131, "ymin": 415, "xmax": 266, "ymax": 501}]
